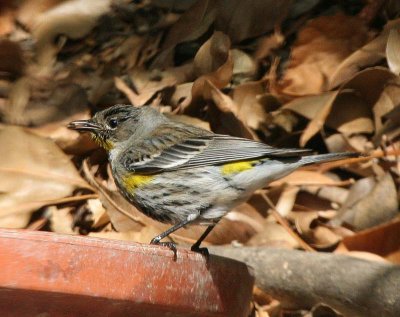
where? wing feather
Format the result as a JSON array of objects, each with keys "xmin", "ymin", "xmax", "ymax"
[{"xmin": 122, "ymin": 125, "xmax": 311, "ymax": 174}]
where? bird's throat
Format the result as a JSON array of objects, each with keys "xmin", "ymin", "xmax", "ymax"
[{"xmin": 90, "ymin": 133, "xmax": 114, "ymax": 151}]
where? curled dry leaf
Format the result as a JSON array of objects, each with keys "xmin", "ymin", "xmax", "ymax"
[
  {"xmin": 332, "ymin": 173, "xmax": 398, "ymax": 230},
  {"xmin": 341, "ymin": 217, "xmax": 400, "ymax": 264},
  {"xmin": 4, "ymin": 76, "xmax": 88, "ymax": 126},
  {"xmin": 246, "ymin": 221, "xmax": 299, "ymax": 249},
  {"xmin": 0, "ymin": 40, "xmax": 24, "ymax": 78},
  {"xmin": 231, "ymin": 49, "xmax": 257, "ymax": 83},
  {"xmin": 184, "ymin": 31, "xmax": 233, "ymax": 114},
  {"xmin": 279, "ymin": 13, "xmax": 370, "ymax": 95},
  {"xmin": 372, "ymin": 76, "xmax": 400, "ymax": 140},
  {"xmin": 33, "ymin": 0, "xmax": 112, "ymax": 67},
  {"xmin": 126, "ymin": 63, "xmax": 195, "ymax": 106},
  {"xmin": 293, "ymin": 211, "xmax": 341, "ymax": 249},
  {"xmin": 286, "ymin": 67, "xmax": 396, "ymax": 146},
  {"xmin": 16, "ymin": 0, "xmax": 65, "ymax": 29},
  {"xmin": 274, "ymin": 185, "xmax": 299, "ymax": 217},
  {"xmin": 214, "ymin": 0, "xmax": 291, "ymax": 43},
  {"xmin": 270, "ymin": 170, "xmax": 344, "ymax": 187},
  {"xmin": 152, "ymin": 0, "xmax": 217, "ymax": 67},
  {"xmin": 386, "ymin": 28, "xmax": 400, "ymax": 76},
  {"xmin": 48, "ymin": 206, "xmax": 75, "ymax": 234},
  {"xmin": 231, "ymin": 80, "xmax": 273, "ymax": 132},
  {"xmin": 0, "ymin": 126, "xmax": 89, "ymax": 228},
  {"xmin": 204, "ymin": 80, "xmax": 255, "ymax": 139},
  {"xmin": 329, "ymin": 19, "xmax": 400, "ymax": 88},
  {"xmin": 87, "ymin": 198, "xmax": 109, "ymax": 228},
  {"xmin": 153, "ymin": 0, "xmax": 291, "ymax": 67}
]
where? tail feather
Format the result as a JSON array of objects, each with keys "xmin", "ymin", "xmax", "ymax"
[{"xmin": 299, "ymin": 152, "xmax": 360, "ymax": 166}]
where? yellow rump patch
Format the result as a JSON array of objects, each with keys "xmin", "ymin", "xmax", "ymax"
[
  {"xmin": 221, "ymin": 160, "xmax": 260, "ymax": 175},
  {"xmin": 122, "ymin": 174, "xmax": 155, "ymax": 192}
]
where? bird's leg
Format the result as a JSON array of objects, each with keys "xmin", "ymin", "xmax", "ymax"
[
  {"xmin": 150, "ymin": 217, "xmax": 194, "ymax": 260},
  {"xmin": 190, "ymin": 225, "xmax": 216, "ymax": 256}
]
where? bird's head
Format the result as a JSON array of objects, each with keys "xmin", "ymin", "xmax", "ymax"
[{"xmin": 68, "ymin": 104, "xmax": 165, "ymax": 151}]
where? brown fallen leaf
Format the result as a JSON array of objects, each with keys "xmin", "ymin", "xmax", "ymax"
[
  {"xmin": 246, "ymin": 221, "xmax": 299, "ymax": 249},
  {"xmin": 0, "ymin": 39, "xmax": 24, "ymax": 79},
  {"xmin": 48, "ymin": 206, "xmax": 75, "ymax": 234},
  {"xmin": 214, "ymin": 0, "xmax": 291, "ymax": 43},
  {"xmin": 151, "ymin": 0, "xmax": 217, "ymax": 67},
  {"xmin": 279, "ymin": 13, "xmax": 370, "ymax": 95},
  {"xmin": 232, "ymin": 80, "xmax": 273, "ymax": 132},
  {"xmin": 0, "ymin": 126, "xmax": 89, "ymax": 228},
  {"xmin": 332, "ymin": 173, "xmax": 398, "ymax": 230},
  {"xmin": 3, "ymin": 76, "xmax": 88, "ymax": 126},
  {"xmin": 270, "ymin": 170, "xmax": 345, "ymax": 187},
  {"xmin": 386, "ymin": 28, "xmax": 400, "ymax": 76},
  {"xmin": 288, "ymin": 67, "xmax": 396, "ymax": 146},
  {"xmin": 33, "ymin": 0, "xmax": 112, "ymax": 68},
  {"xmin": 329, "ymin": 19, "xmax": 400, "ymax": 88},
  {"xmin": 126, "ymin": 63, "xmax": 195, "ymax": 106},
  {"xmin": 373, "ymin": 76, "xmax": 400, "ymax": 138},
  {"xmin": 204, "ymin": 80, "xmax": 255, "ymax": 139},
  {"xmin": 153, "ymin": 0, "xmax": 291, "ymax": 67},
  {"xmin": 299, "ymin": 91, "xmax": 339, "ymax": 147},
  {"xmin": 184, "ymin": 31, "xmax": 233, "ymax": 114},
  {"xmin": 292, "ymin": 211, "xmax": 341, "ymax": 249},
  {"xmin": 87, "ymin": 198, "xmax": 109, "ymax": 228},
  {"xmin": 325, "ymin": 91, "xmax": 374, "ymax": 135},
  {"xmin": 340, "ymin": 217, "xmax": 400, "ymax": 264}
]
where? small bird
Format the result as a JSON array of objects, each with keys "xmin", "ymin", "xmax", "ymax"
[{"xmin": 68, "ymin": 104, "xmax": 357, "ymax": 255}]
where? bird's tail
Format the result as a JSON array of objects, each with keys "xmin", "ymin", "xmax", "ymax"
[{"xmin": 299, "ymin": 152, "xmax": 360, "ymax": 166}]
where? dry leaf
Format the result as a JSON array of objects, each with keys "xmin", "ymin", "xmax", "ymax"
[
  {"xmin": 386, "ymin": 28, "xmax": 400, "ymax": 75},
  {"xmin": 87, "ymin": 198, "xmax": 109, "ymax": 228},
  {"xmin": 0, "ymin": 126, "xmax": 89, "ymax": 228},
  {"xmin": 204, "ymin": 80, "xmax": 255, "ymax": 139},
  {"xmin": 214, "ymin": 0, "xmax": 291, "ymax": 43},
  {"xmin": 33, "ymin": 0, "xmax": 112, "ymax": 67},
  {"xmin": 270, "ymin": 170, "xmax": 343, "ymax": 187},
  {"xmin": 232, "ymin": 80, "xmax": 272, "ymax": 132},
  {"xmin": 184, "ymin": 32, "xmax": 233, "ymax": 114},
  {"xmin": 329, "ymin": 19, "xmax": 400, "ymax": 88},
  {"xmin": 280, "ymin": 13, "xmax": 370, "ymax": 95},
  {"xmin": 341, "ymin": 217, "xmax": 400, "ymax": 264},
  {"xmin": 0, "ymin": 40, "xmax": 24, "ymax": 78},
  {"xmin": 4, "ymin": 77, "xmax": 88, "ymax": 126},
  {"xmin": 49, "ymin": 206, "xmax": 75, "ymax": 234},
  {"xmin": 275, "ymin": 185, "xmax": 299, "ymax": 217},
  {"xmin": 246, "ymin": 221, "xmax": 299, "ymax": 249},
  {"xmin": 332, "ymin": 173, "xmax": 398, "ymax": 230}
]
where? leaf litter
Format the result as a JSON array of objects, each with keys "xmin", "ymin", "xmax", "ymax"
[{"xmin": 1, "ymin": 0, "xmax": 400, "ymax": 315}]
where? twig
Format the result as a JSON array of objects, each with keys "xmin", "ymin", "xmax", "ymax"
[
  {"xmin": 209, "ymin": 246, "xmax": 400, "ymax": 317},
  {"xmin": 261, "ymin": 192, "xmax": 315, "ymax": 252}
]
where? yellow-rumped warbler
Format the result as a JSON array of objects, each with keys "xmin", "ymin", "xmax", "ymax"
[{"xmin": 68, "ymin": 104, "xmax": 358, "ymax": 254}]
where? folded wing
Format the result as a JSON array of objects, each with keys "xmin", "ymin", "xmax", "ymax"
[{"xmin": 122, "ymin": 127, "xmax": 311, "ymax": 174}]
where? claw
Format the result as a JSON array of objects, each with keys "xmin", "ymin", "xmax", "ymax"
[
  {"xmin": 150, "ymin": 238, "xmax": 177, "ymax": 260},
  {"xmin": 191, "ymin": 245, "xmax": 209, "ymax": 258}
]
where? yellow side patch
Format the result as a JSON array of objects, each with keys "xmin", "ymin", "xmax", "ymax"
[
  {"xmin": 122, "ymin": 174, "xmax": 155, "ymax": 192},
  {"xmin": 221, "ymin": 160, "xmax": 260, "ymax": 175}
]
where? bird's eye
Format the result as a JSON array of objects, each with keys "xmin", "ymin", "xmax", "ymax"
[{"xmin": 108, "ymin": 118, "xmax": 118, "ymax": 129}]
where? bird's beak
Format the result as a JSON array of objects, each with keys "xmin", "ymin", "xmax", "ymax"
[{"xmin": 67, "ymin": 120, "xmax": 101, "ymax": 132}]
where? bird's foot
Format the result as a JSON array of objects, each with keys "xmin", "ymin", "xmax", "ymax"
[
  {"xmin": 191, "ymin": 244, "xmax": 209, "ymax": 258},
  {"xmin": 150, "ymin": 237, "xmax": 177, "ymax": 260}
]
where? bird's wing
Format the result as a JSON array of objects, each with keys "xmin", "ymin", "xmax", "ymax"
[{"xmin": 122, "ymin": 126, "xmax": 311, "ymax": 174}]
